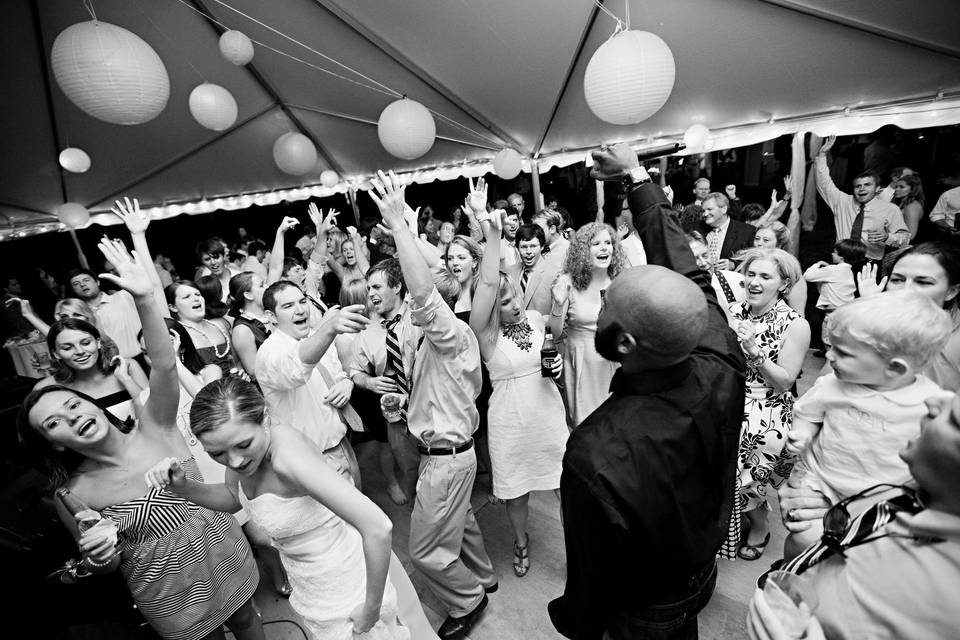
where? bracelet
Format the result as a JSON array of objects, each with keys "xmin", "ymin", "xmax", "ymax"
[
  {"xmin": 746, "ymin": 351, "xmax": 766, "ymax": 367},
  {"xmin": 83, "ymin": 553, "xmax": 114, "ymax": 568}
]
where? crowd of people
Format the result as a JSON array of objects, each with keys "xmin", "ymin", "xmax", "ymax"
[{"xmin": 4, "ymin": 136, "xmax": 960, "ymax": 640}]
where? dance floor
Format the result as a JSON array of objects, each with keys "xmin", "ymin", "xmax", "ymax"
[{"xmin": 241, "ymin": 350, "xmax": 826, "ymax": 639}]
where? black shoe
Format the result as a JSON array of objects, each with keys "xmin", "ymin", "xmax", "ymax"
[
  {"xmin": 484, "ymin": 582, "xmax": 498, "ymax": 594},
  {"xmin": 438, "ymin": 594, "xmax": 488, "ymax": 640}
]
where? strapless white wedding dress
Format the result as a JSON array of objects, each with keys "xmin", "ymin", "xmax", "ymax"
[{"xmin": 239, "ymin": 489, "xmax": 410, "ymax": 640}]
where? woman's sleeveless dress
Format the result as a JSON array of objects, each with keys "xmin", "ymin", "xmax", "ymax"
[
  {"xmin": 719, "ymin": 300, "xmax": 800, "ymax": 558},
  {"xmin": 486, "ymin": 312, "xmax": 568, "ymax": 499},
  {"xmin": 100, "ymin": 458, "xmax": 258, "ymax": 640},
  {"xmin": 238, "ymin": 489, "xmax": 409, "ymax": 640},
  {"xmin": 561, "ymin": 286, "xmax": 619, "ymax": 426}
]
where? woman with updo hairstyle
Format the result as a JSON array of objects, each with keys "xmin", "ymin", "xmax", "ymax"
[
  {"xmin": 550, "ymin": 221, "xmax": 626, "ymax": 426},
  {"xmin": 228, "ymin": 272, "xmax": 269, "ymax": 380},
  {"xmin": 197, "ymin": 275, "xmax": 230, "ymax": 321},
  {"xmin": 36, "ymin": 317, "xmax": 146, "ymax": 427},
  {"xmin": 723, "ymin": 247, "xmax": 810, "ymax": 561},
  {"xmin": 743, "ymin": 222, "xmax": 807, "ymax": 316},
  {"xmin": 165, "ymin": 279, "xmax": 236, "ymax": 377},
  {"xmin": 145, "ymin": 376, "xmax": 424, "ymax": 640}
]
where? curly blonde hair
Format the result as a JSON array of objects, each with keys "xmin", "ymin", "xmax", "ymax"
[{"xmin": 562, "ymin": 222, "xmax": 626, "ymax": 291}]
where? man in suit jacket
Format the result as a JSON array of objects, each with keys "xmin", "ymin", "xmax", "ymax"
[
  {"xmin": 515, "ymin": 224, "xmax": 557, "ymax": 316},
  {"xmin": 702, "ymin": 192, "xmax": 755, "ymax": 271}
]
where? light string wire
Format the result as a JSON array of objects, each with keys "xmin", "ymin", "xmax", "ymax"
[
  {"xmin": 589, "ymin": 0, "xmax": 625, "ymax": 31},
  {"xmin": 134, "ymin": 0, "xmax": 207, "ymax": 82},
  {"xmin": 169, "ymin": 0, "xmax": 505, "ymax": 148},
  {"xmin": 82, "ymin": 0, "xmax": 98, "ymax": 21}
]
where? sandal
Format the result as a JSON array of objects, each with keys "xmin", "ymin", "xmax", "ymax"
[
  {"xmin": 737, "ymin": 532, "xmax": 771, "ymax": 561},
  {"xmin": 513, "ymin": 534, "xmax": 530, "ymax": 577}
]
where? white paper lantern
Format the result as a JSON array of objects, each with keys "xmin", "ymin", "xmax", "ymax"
[
  {"xmin": 59, "ymin": 148, "xmax": 91, "ymax": 173},
  {"xmin": 219, "ymin": 30, "xmax": 254, "ymax": 66},
  {"xmin": 188, "ymin": 83, "xmax": 238, "ymax": 131},
  {"xmin": 377, "ymin": 98, "xmax": 436, "ymax": 160},
  {"xmin": 493, "ymin": 148, "xmax": 523, "ymax": 179},
  {"xmin": 51, "ymin": 21, "xmax": 170, "ymax": 125},
  {"xmin": 320, "ymin": 170, "xmax": 339, "ymax": 188},
  {"xmin": 55, "ymin": 202, "xmax": 90, "ymax": 228},
  {"xmin": 683, "ymin": 124, "xmax": 711, "ymax": 149},
  {"xmin": 583, "ymin": 30, "xmax": 675, "ymax": 126},
  {"xmin": 273, "ymin": 132, "xmax": 317, "ymax": 176}
]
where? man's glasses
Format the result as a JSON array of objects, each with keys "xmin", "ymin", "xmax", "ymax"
[{"xmin": 821, "ymin": 483, "xmax": 931, "ymax": 557}]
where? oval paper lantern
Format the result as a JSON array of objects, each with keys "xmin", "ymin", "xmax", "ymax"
[
  {"xmin": 218, "ymin": 30, "xmax": 254, "ymax": 66},
  {"xmin": 583, "ymin": 30, "xmax": 675, "ymax": 125},
  {"xmin": 55, "ymin": 202, "xmax": 90, "ymax": 228},
  {"xmin": 59, "ymin": 147, "xmax": 91, "ymax": 173},
  {"xmin": 377, "ymin": 98, "xmax": 436, "ymax": 160},
  {"xmin": 188, "ymin": 83, "xmax": 238, "ymax": 131},
  {"xmin": 320, "ymin": 170, "xmax": 339, "ymax": 188},
  {"xmin": 51, "ymin": 21, "xmax": 170, "ymax": 125},
  {"xmin": 493, "ymin": 148, "xmax": 522, "ymax": 179},
  {"xmin": 273, "ymin": 132, "xmax": 317, "ymax": 176},
  {"xmin": 683, "ymin": 124, "xmax": 711, "ymax": 149}
]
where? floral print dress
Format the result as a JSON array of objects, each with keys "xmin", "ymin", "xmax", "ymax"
[{"xmin": 720, "ymin": 299, "xmax": 800, "ymax": 558}]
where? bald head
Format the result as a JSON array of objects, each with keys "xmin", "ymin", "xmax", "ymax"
[{"xmin": 597, "ymin": 266, "xmax": 707, "ymax": 367}]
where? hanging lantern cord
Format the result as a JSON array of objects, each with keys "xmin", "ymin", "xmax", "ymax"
[
  {"xmin": 590, "ymin": 0, "xmax": 626, "ymax": 32},
  {"xmin": 82, "ymin": 0, "xmax": 98, "ymax": 22}
]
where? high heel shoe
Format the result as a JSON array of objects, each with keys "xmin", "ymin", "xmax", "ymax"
[
  {"xmin": 737, "ymin": 532, "xmax": 771, "ymax": 561},
  {"xmin": 513, "ymin": 534, "xmax": 530, "ymax": 577}
]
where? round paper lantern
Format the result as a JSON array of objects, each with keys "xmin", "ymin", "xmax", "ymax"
[
  {"xmin": 59, "ymin": 147, "xmax": 91, "ymax": 173},
  {"xmin": 188, "ymin": 83, "xmax": 238, "ymax": 131},
  {"xmin": 583, "ymin": 30, "xmax": 675, "ymax": 125},
  {"xmin": 51, "ymin": 20, "xmax": 170, "ymax": 125},
  {"xmin": 683, "ymin": 124, "xmax": 711, "ymax": 149},
  {"xmin": 218, "ymin": 30, "xmax": 254, "ymax": 66},
  {"xmin": 55, "ymin": 202, "xmax": 90, "ymax": 228},
  {"xmin": 377, "ymin": 98, "xmax": 436, "ymax": 160},
  {"xmin": 320, "ymin": 170, "xmax": 339, "ymax": 188},
  {"xmin": 273, "ymin": 132, "xmax": 317, "ymax": 176},
  {"xmin": 493, "ymin": 148, "xmax": 522, "ymax": 179}
]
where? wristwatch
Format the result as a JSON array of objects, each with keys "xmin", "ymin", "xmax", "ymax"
[{"xmin": 621, "ymin": 167, "xmax": 651, "ymax": 191}]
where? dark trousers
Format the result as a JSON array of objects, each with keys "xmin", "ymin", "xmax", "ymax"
[{"xmin": 604, "ymin": 561, "xmax": 718, "ymax": 640}]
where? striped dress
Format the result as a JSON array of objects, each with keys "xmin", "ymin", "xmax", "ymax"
[{"xmin": 100, "ymin": 458, "xmax": 258, "ymax": 640}]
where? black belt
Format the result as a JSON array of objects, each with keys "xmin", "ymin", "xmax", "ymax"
[{"xmin": 417, "ymin": 439, "xmax": 474, "ymax": 456}]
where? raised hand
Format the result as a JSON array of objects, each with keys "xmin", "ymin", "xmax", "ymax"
[
  {"xmin": 818, "ymin": 135, "xmax": 836, "ymax": 156},
  {"xmin": 466, "ymin": 177, "xmax": 488, "ymax": 214},
  {"xmin": 782, "ymin": 174, "xmax": 792, "ymax": 195},
  {"xmin": 369, "ymin": 170, "xmax": 407, "ymax": 230},
  {"xmin": 144, "ymin": 457, "xmax": 187, "ymax": 491},
  {"xmin": 97, "ymin": 238, "xmax": 154, "ymax": 298},
  {"xmin": 590, "ymin": 142, "xmax": 643, "ymax": 181},
  {"xmin": 277, "ymin": 216, "xmax": 299, "ymax": 234},
  {"xmin": 111, "ymin": 197, "xmax": 150, "ymax": 235},
  {"xmin": 307, "ymin": 202, "xmax": 323, "ymax": 229},
  {"xmin": 855, "ymin": 263, "xmax": 886, "ymax": 297},
  {"xmin": 725, "ymin": 184, "xmax": 738, "ymax": 200},
  {"xmin": 346, "ymin": 225, "xmax": 359, "ymax": 237},
  {"xmin": 5, "ymin": 297, "xmax": 33, "ymax": 317},
  {"xmin": 321, "ymin": 209, "xmax": 340, "ymax": 234}
]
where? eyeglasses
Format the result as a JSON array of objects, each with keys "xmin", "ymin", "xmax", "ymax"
[{"xmin": 820, "ymin": 483, "xmax": 928, "ymax": 557}]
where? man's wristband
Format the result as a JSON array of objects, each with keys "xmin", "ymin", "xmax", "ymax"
[{"xmin": 621, "ymin": 167, "xmax": 651, "ymax": 192}]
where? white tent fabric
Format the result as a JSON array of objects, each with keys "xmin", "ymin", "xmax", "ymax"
[{"xmin": 2, "ymin": 0, "xmax": 959, "ymax": 239}]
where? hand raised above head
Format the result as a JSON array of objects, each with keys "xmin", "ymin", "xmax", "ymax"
[
  {"xmin": 590, "ymin": 142, "xmax": 642, "ymax": 181},
  {"xmin": 466, "ymin": 177, "xmax": 488, "ymax": 214},
  {"xmin": 111, "ymin": 197, "xmax": 150, "ymax": 234},
  {"xmin": 369, "ymin": 170, "xmax": 407, "ymax": 230},
  {"xmin": 818, "ymin": 135, "xmax": 836, "ymax": 156},
  {"xmin": 97, "ymin": 238, "xmax": 154, "ymax": 297}
]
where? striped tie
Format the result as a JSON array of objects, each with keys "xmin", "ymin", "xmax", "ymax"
[
  {"xmin": 382, "ymin": 314, "xmax": 409, "ymax": 422},
  {"xmin": 521, "ymin": 268, "xmax": 530, "ymax": 293}
]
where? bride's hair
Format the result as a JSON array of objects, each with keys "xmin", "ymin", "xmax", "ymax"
[{"xmin": 190, "ymin": 377, "xmax": 265, "ymax": 437}]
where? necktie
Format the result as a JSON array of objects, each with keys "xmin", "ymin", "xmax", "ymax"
[
  {"xmin": 782, "ymin": 490, "xmax": 923, "ymax": 574},
  {"xmin": 315, "ymin": 361, "xmax": 365, "ymax": 433},
  {"xmin": 849, "ymin": 203, "xmax": 865, "ymax": 241},
  {"xmin": 521, "ymin": 268, "xmax": 531, "ymax": 294},
  {"xmin": 708, "ymin": 229, "xmax": 721, "ymax": 264},
  {"xmin": 382, "ymin": 314, "xmax": 409, "ymax": 422}
]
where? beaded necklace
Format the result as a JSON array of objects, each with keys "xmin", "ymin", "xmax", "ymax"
[
  {"xmin": 501, "ymin": 320, "xmax": 533, "ymax": 351},
  {"xmin": 183, "ymin": 319, "xmax": 231, "ymax": 358}
]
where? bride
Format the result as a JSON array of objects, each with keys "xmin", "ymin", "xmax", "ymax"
[{"xmin": 146, "ymin": 376, "xmax": 414, "ymax": 640}]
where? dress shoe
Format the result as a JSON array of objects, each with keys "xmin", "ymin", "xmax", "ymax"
[
  {"xmin": 438, "ymin": 594, "xmax": 488, "ymax": 640},
  {"xmin": 484, "ymin": 582, "xmax": 498, "ymax": 594}
]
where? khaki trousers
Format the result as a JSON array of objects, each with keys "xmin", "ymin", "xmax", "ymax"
[
  {"xmin": 322, "ymin": 437, "xmax": 361, "ymax": 489},
  {"xmin": 408, "ymin": 447, "xmax": 497, "ymax": 617}
]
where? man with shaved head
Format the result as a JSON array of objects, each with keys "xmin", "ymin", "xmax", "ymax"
[{"xmin": 549, "ymin": 143, "xmax": 745, "ymax": 640}]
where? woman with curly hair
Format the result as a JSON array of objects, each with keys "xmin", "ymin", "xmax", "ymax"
[
  {"xmin": 722, "ymin": 248, "xmax": 810, "ymax": 561},
  {"xmin": 550, "ymin": 222, "xmax": 626, "ymax": 426}
]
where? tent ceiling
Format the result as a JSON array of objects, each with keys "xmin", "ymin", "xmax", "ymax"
[{"xmin": 2, "ymin": 0, "xmax": 959, "ymax": 237}]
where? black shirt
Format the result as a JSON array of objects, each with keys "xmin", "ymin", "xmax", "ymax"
[{"xmin": 549, "ymin": 182, "xmax": 745, "ymax": 639}]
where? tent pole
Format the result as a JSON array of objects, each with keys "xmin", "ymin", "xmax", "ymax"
[
  {"xmin": 346, "ymin": 188, "xmax": 361, "ymax": 226},
  {"xmin": 69, "ymin": 230, "xmax": 89, "ymax": 269},
  {"xmin": 530, "ymin": 161, "xmax": 543, "ymax": 213}
]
